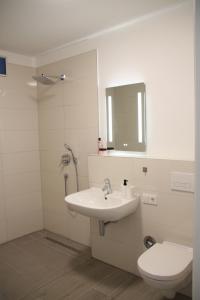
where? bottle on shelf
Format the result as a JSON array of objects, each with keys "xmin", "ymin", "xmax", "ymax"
[
  {"xmin": 121, "ymin": 179, "xmax": 128, "ymax": 198},
  {"xmin": 98, "ymin": 137, "xmax": 107, "ymax": 154}
]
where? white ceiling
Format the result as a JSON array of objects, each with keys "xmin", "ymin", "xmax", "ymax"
[{"xmin": 0, "ymin": 0, "xmax": 185, "ymax": 56}]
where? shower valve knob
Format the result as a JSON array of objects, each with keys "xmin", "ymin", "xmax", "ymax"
[{"xmin": 60, "ymin": 154, "xmax": 71, "ymax": 166}]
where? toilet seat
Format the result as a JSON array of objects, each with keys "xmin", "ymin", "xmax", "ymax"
[{"xmin": 137, "ymin": 241, "xmax": 193, "ymax": 281}]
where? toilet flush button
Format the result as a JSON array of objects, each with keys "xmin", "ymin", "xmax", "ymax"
[
  {"xmin": 142, "ymin": 193, "xmax": 157, "ymax": 206},
  {"xmin": 171, "ymin": 172, "xmax": 194, "ymax": 193}
]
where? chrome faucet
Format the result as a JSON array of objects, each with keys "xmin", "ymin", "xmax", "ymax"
[{"xmin": 102, "ymin": 178, "xmax": 112, "ymax": 196}]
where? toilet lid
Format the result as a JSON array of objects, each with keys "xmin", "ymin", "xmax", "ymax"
[{"xmin": 137, "ymin": 242, "xmax": 193, "ymax": 281}]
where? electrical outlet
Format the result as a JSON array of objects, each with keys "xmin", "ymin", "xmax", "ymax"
[
  {"xmin": 148, "ymin": 195, "xmax": 157, "ymax": 206},
  {"xmin": 142, "ymin": 193, "xmax": 157, "ymax": 206}
]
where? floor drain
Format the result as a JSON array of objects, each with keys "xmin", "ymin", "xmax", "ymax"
[{"xmin": 45, "ymin": 237, "xmax": 80, "ymax": 253}]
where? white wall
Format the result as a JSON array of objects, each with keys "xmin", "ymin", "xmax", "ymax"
[
  {"xmin": 36, "ymin": 1, "xmax": 194, "ymax": 161},
  {"xmin": 0, "ymin": 63, "xmax": 43, "ymax": 243}
]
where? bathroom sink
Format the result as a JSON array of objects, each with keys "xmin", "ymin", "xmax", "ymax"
[{"xmin": 65, "ymin": 187, "xmax": 139, "ymax": 222}]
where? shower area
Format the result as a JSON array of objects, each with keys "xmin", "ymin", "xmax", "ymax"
[{"xmin": 0, "ymin": 50, "xmax": 98, "ymax": 246}]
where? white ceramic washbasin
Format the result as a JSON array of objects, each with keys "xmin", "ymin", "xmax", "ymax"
[{"xmin": 65, "ymin": 187, "xmax": 139, "ymax": 222}]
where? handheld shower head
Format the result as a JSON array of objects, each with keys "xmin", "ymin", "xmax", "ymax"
[
  {"xmin": 64, "ymin": 144, "xmax": 72, "ymax": 151},
  {"xmin": 63, "ymin": 144, "xmax": 79, "ymax": 191},
  {"xmin": 64, "ymin": 144, "xmax": 77, "ymax": 165}
]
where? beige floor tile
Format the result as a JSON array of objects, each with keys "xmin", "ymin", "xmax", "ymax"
[
  {"xmin": 95, "ymin": 269, "xmax": 135, "ymax": 298},
  {"xmin": 14, "ymin": 239, "xmax": 84, "ymax": 273},
  {"xmin": 0, "ymin": 260, "xmax": 39, "ymax": 300},
  {"xmin": 72, "ymin": 288, "xmax": 107, "ymax": 300},
  {"xmin": 0, "ymin": 231, "xmax": 191, "ymax": 300}
]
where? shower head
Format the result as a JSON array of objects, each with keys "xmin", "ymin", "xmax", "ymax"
[
  {"xmin": 32, "ymin": 74, "xmax": 54, "ymax": 85},
  {"xmin": 64, "ymin": 144, "xmax": 78, "ymax": 165},
  {"xmin": 32, "ymin": 73, "xmax": 66, "ymax": 85}
]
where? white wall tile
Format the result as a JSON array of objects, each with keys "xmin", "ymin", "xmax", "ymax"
[
  {"xmin": 77, "ymin": 128, "xmax": 98, "ymax": 155},
  {"xmin": 79, "ymin": 176, "xmax": 89, "ymax": 191},
  {"xmin": 5, "ymin": 192, "xmax": 43, "ymax": 217},
  {"xmin": 39, "ymin": 107, "xmax": 65, "ymax": 130},
  {"xmin": 64, "ymin": 78, "xmax": 98, "ymax": 107},
  {"xmin": 0, "ymin": 130, "xmax": 39, "ymax": 153},
  {"xmin": 88, "ymin": 155, "xmax": 137, "ymax": 185},
  {"xmin": 66, "ymin": 212, "xmax": 90, "ymax": 246},
  {"xmin": 40, "ymin": 150, "xmax": 64, "ymax": 172},
  {"xmin": 2, "ymin": 63, "xmax": 35, "ymax": 90},
  {"xmin": 4, "ymin": 171, "xmax": 41, "ymax": 198},
  {"xmin": 65, "ymin": 129, "xmax": 81, "ymax": 156},
  {"xmin": 0, "ymin": 109, "xmax": 38, "ymax": 131},
  {"xmin": 44, "ymin": 210, "xmax": 69, "ymax": 238},
  {"xmin": 38, "ymin": 83, "xmax": 64, "ymax": 110},
  {"xmin": 0, "ymin": 63, "xmax": 43, "ymax": 244},
  {"xmin": 39, "ymin": 129, "xmax": 65, "ymax": 151},
  {"xmin": 0, "ymin": 88, "xmax": 37, "ymax": 110},
  {"xmin": 92, "ymin": 234, "xmax": 141, "ymax": 275},
  {"xmin": 2, "ymin": 151, "xmax": 40, "ymax": 174},
  {"xmin": 44, "ymin": 209, "xmax": 90, "ymax": 246},
  {"xmin": 6, "ymin": 209, "xmax": 43, "ymax": 241},
  {"xmin": 64, "ymin": 104, "xmax": 98, "ymax": 129},
  {"xmin": 41, "ymin": 171, "xmax": 66, "ymax": 214}
]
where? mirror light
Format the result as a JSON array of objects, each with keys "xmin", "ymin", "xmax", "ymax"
[
  {"xmin": 108, "ymin": 96, "xmax": 113, "ymax": 142},
  {"xmin": 137, "ymin": 92, "xmax": 143, "ymax": 143}
]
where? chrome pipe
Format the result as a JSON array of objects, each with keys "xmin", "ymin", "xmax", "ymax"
[{"xmin": 64, "ymin": 173, "xmax": 68, "ymax": 196}]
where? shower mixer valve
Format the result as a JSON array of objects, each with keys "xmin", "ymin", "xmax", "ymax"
[
  {"xmin": 63, "ymin": 144, "xmax": 79, "ymax": 192},
  {"xmin": 60, "ymin": 153, "xmax": 71, "ymax": 167}
]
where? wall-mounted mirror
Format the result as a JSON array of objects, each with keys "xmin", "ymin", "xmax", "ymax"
[{"xmin": 106, "ymin": 83, "xmax": 146, "ymax": 152}]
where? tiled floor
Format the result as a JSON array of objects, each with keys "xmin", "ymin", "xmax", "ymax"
[{"xmin": 0, "ymin": 231, "xmax": 191, "ymax": 300}]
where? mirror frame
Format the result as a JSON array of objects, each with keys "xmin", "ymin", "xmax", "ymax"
[{"xmin": 106, "ymin": 82, "xmax": 146, "ymax": 152}]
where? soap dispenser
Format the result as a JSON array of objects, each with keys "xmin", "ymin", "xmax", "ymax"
[
  {"xmin": 127, "ymin": 185, "xmax": 136, "ymax": 199},
  {"xmin": 121, "ymin": 179, "xmax": 128, "ymax": 198}
]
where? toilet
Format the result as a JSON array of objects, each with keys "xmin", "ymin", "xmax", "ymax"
[{"xmin": 137, "ymin": 241, "xmax": 193, "ymax": 299}]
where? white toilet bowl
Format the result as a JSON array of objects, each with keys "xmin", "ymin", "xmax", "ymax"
[{"xmin": 137, "ymin": 241, "xmax": 193, "ymax": 299}]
